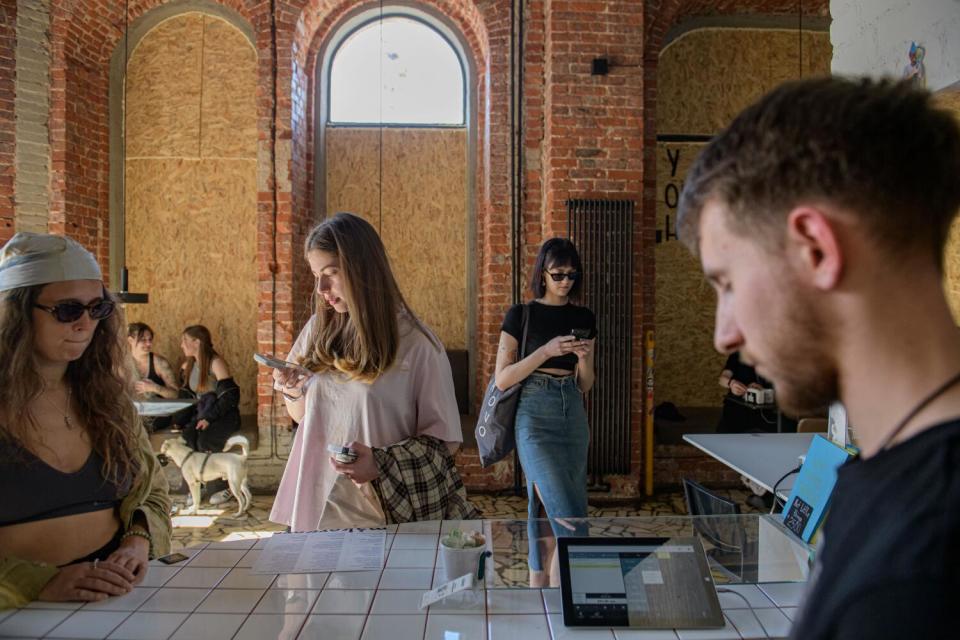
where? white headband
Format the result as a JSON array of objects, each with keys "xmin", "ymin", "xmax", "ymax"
[{"xmin": 0, "ymin": 232, "xmax": 102, "ymax": 292}]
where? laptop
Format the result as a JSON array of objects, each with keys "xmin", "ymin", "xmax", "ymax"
[{"xmin": 557, "ymin": 536, "xmax": 725, "ymax": 629}]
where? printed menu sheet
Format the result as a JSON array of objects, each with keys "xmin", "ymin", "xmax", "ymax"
[{"xmin": 251, "ymin": 527, "xmax": 387, "ymax": 574}]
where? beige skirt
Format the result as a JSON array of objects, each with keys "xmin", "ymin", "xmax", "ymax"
[{"xmin": 317, "ymin": 474, "xmax": 387, "ymax": 529}]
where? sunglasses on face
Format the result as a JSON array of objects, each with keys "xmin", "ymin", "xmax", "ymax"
[
  {"xmin": 546, "ymin": 271, "xmax": 580, "ymax": 282},
  {"xmin": 34, "ymin": 299, "xmax": 116, "ymax": 323}
]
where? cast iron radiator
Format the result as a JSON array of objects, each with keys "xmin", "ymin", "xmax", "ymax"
[{"xmin": 567, "ymin": 199, "xmax": 634, "ymax": 476}]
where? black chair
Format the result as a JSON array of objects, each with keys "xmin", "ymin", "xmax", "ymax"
[{"xmin": 682, "ymin": 478, "xmax": 754, "ymax": 581}]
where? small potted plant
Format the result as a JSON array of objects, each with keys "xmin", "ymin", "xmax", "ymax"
[{"xmin": 439, "ymin": 529, "xmax": 486, "ymax": 582}]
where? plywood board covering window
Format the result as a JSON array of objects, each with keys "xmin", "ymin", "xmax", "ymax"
[
  {"xmin": 655, "ymin": 28, "xmax": 831, "ymax": 408},
  {"xmin": 325, "ymin": 127, "xmax": 468, "ymax": 350},
  {"xmin": 124, "ymin": 12, "xmax": 258, "ymax": 414}
]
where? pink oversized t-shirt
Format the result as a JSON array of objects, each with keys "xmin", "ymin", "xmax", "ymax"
[{"xmin": 269, "ymin": 312, "xmax": 462, "ymax": 532}]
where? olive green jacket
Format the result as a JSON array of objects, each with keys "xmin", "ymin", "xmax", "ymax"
[{"xmin": 0, "ymin": 425, "xmax": 171, "ymax": 609}]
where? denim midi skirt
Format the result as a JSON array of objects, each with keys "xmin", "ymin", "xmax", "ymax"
[{"xmin": 515, "ymin": 372, "xmax": 589, "ymax": 569}]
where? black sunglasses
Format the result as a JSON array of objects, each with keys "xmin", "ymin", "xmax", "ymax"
[
  {"xmin": 546, "ymin": 271, "xmax": 580, "ymax": 282},
  {"xmin": 34, "ymin": 299, "xmax": 116, "ymax": 323}
]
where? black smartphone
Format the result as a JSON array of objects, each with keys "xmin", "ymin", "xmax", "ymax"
[
  {"xmin": 158, "ymin": 552, "xmax": 190, "ymax": 565},
  {"xmin": 570, "ymin": 328, "xmax": 595, "ymax": 340}
]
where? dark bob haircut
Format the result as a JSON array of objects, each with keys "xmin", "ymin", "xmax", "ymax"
[{"xmin": 530, "ymin": 237, "xmax": 583, "ymax": 298}]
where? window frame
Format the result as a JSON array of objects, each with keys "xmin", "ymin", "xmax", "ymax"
[{"xmin": 325, "ymin": 12, "xmax": 467, "ymax": 128}]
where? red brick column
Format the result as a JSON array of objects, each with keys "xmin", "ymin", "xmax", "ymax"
[
  {"xmin": 255, "ymin": 5, "xmax": 298, "ymax": 431},
  {"xmin": 0, "ymin": 1, "xmax": 15, "ymax": 245},
  {"xmin": 540, "ymin": 0, "xmax": 648, "ymax": 492}
]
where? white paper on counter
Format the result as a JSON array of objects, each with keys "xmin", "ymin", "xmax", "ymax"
[
  {"xmin": 251, "ymin": 527, "xmax": 387, "ymax": 574},
  {"xmin": 419, "ymin": 573, "xmax": 475, "ymax": 609}
]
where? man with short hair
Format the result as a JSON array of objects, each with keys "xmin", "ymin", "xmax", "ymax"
[{"xmin": 677, "ymin": 77, "xmax": 960, "ymax": 639}]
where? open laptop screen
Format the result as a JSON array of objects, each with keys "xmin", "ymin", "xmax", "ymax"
[{"xmin": 558, "ymin": 536, "xmax": 724, "ymax": 629}]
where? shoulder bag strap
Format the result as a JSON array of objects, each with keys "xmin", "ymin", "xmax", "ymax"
[{"xmin": 519, "ymin": 303, "xmax": 531, "ymax": 360}]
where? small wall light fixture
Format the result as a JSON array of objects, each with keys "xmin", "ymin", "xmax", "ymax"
[{"xmin": 591, "ymin": 57, "xmax": 609, "ymax": 76}]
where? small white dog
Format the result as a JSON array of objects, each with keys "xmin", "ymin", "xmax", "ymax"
[{"xmin": 160, "ymin": 434, "xmax": 252, "ymax": 516}]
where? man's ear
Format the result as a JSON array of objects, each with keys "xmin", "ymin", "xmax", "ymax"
[{"xmin": 785, "ymin": 206, "xmax": 843, "ymax": 290}]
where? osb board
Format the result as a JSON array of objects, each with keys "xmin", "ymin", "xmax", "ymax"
[
  {"xmin": 658, "ymin": 28, "xmax": 832, "ymax": 136},
  {"xmin": 325, "ymin": 128, "xmax": 468, "ymax": 349},
  {"xmin": 932, "ymin": 88, "xmax": 960, "ymax": 114},
  {"xmin": 200, "ymin": 16, "xmax": 257, "ymax": 158},
  {"xmin": 124, "ymin": 13, "xmax": 258, "ymax": 413},
  {"xmin": 654, "ymin": 27, "xmax": 832, "ymax": 408},
  {"xmin": 126, "ymin": 13, "xmax": 203, "ymax": 159},
  {"xmin": 124, "ymin": 158, "xmax": 258, "ymax": 414},
  {"xmin": 127, "ymin": 13, "xmax": 254, "ymax": 159},
  {"xmin": 325, "ymin": 129, "xmax": 381, "ymax": 225},
  {"xmin": 655, "ymin": 142, "xmax": 725, "ymax": 408},
  {"xmin": 935, "ymin": 93, "xmax": 960, "ymax": 323},
  {"xmin": 945, "ymin": 217, "xmax": 960, "ymax": 324}
]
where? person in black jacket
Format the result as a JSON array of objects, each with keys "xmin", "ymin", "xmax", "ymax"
[
  {"xmin": 173, "ymin": 325, "xmax": 241, "ymax": 508},
  {"xmin": 175, "ymin": 325, "xmax": 240, "ymax": 453},
  {"xmin": 677, "ymin": 77, "xmax": 960, "ymax": 640}
]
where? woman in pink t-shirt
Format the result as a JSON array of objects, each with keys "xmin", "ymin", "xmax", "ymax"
[{"xmin": 269, "ymin": 213, "xmax": 464, "ymax": 532}]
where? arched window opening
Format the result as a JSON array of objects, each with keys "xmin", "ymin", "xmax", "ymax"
[{"xmin": 329, "ymin": 15, "xmax": 465, "ymax": 126}]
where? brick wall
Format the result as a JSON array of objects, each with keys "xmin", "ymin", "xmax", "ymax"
[
  {"xmin": 653, "ymin": 444, "xmax": 742, "ymax": 490},
  {"xmin": 0, "ymin": 1, "xmax": 15, "ymax": 245}
]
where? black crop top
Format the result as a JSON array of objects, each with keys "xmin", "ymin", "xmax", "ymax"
[
  {"xmin": 0, "ymin": 438, "xmax": 132, "ymax": 527},
  {"xmin": 501, "ymin": 301, "xmax": 596, "ymax": 371},
  {"xmin": 145, "ymin": 352, "xmax": 166, "ymax": 388}
]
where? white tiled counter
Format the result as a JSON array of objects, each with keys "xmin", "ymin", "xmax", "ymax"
[{"xmin": 0, "ymin": 517, "xmax": 809, "ymax": 640}]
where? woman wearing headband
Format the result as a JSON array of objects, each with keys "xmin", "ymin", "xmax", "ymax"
[{"xmin": 0, "ymin": 233, "xmax": 171, "ymax": 609}]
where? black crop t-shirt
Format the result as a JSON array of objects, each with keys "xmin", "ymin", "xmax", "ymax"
[{"xmin": 501, "ymin": 301, "xmax": 596, "ymax": 371}]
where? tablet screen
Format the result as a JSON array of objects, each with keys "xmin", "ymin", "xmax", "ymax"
[{"xmin": 558, "ymin": 536, "xmax": 724, "ymax": 629}]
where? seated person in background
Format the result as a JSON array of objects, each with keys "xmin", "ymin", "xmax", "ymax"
[
  {"xmin": 127, "ymin": 323, "xmax": 180, "ymax": 432},
  {"xmin": 127, "ymin": 323, "xmax": 179, "ymax": 400},
  {"xmin": 173, "ymin": 325, "xmax": 240, "ymax": 506},
  {"xmin": 0, "ymin": 233, "xmax": 170, "ymax": 609},
  {"xmin": 176, "ymin": 325, "xmax": 240, "ymax": 452},
  {"xmin": 717, "ymin": 351, "xmax": 777, "ymax": 433}
]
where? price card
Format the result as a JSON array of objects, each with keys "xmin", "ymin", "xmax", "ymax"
[{"xmin": 419, "ymin": 573, "xmax": 475, "ymax": 609}]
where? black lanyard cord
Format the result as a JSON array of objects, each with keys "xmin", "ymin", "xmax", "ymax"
[{"xmin": 878, "ymin": 369, "xmax": 960, "ymax": 451}]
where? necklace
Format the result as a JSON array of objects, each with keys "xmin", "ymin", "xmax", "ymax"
[
  {"xmin": 878, "ymin": 369, "xmax": 960, "ymax": 451},
  {"xmin": 42, "ymin": 385, "xmax": 74, "ymax": 430}
]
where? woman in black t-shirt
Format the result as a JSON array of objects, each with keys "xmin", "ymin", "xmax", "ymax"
[{"xmin": 495, "ymin": 238, "xmax": 596, "ymax": 586}]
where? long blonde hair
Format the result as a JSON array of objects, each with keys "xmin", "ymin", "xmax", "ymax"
[
  {"xmin": 181, "ymin": 325, "xmax": 218, "ymax": 392},
  {"xmin": 300, "ymin": 213, "xmax": 429, "ymax": 383},
  {"xmin": 0, "ymin": 285, "xmax": 140, "ymax": 483}
]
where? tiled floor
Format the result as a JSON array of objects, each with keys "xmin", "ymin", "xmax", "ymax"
[{"xmin": 170, "ymin": 488, "xmax": 762, "ymax": 552}]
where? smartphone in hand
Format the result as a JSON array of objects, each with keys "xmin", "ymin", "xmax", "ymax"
[
  {"xmin": 254, "ymin": 353, "xmax": 307, "ymax": 371},
  {"xmin": 570, "ymin": 328, "xmax": 595, "ymax": 340}
]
